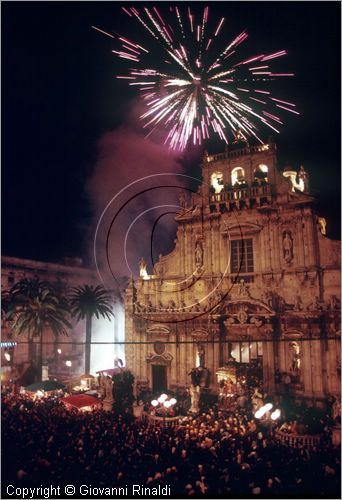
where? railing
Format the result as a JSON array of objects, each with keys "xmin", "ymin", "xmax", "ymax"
[
  {"xmin": 275, "ymin": 430, "xmax": 321, "ymax": 449},
  {"xmin": 147, "ymin": 414, "xmax": 181, "ymax": 427},
  {"xmin": 208, "ymin": 144, "xmax": 273, "ymax": 162},
  {"xmin": 210, "ymin": 184, "xmax": 271, "ymax": 204}
]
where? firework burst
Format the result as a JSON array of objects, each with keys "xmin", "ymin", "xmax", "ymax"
[{"xmin": 93, "ymin": 5, "xmax": 299, "ymax": 151}]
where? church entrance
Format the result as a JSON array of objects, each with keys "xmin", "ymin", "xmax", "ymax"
[
  {"xmin": 229, "ymin": 341, "xmax": 263, "ymax": 386},
  {"xmin": 152, "ymin": 365, "xmax": 167, "ymax": 394}
]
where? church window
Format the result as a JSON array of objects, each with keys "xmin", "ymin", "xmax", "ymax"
[
  {"xmin": 210, "ymin": 172, "xmax": 224, "ymax": 193},
  {"xmin": 231, "ymin": 239, "xmax": 254, "ymax": 273},
  {"xmin": 254, "ymin": 164, "xmax": 268, "ymax": 183},
  {"xmin": 241, "ymin": 343, "xmax": 250, "ymax": 363},
  {"xmin": 231, "ymin": 167, "xmax": 245, "ymax": 186}
]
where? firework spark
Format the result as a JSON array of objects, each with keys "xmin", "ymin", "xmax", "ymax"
[{"xmin": 93, "ymin": 5, "xmax": 298, "ymax": 150}]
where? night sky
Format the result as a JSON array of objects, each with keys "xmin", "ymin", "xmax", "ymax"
[{"xmin": 3, "ymin": 2, "xmax": 341, "ymax": 264}]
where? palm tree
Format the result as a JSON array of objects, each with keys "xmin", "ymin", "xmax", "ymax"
[
  {"xmin": 7, "ymin": 278, "xmax": 71, "ymax": 380},
  {"xmin": 69, "ymin": 285, "xmax": 114, "ymax": 374}
]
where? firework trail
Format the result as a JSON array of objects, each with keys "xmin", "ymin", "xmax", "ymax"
[{"xmin": 93, "ymin": 6, "xmax": 298, "ymax": 151}]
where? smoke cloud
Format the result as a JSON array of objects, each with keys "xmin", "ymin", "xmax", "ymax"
[
  {"xmin": 85, "ymin": 103, "xmax": 202, "ymax": 370},
  {"xmin": 87, "ymin": 122, "xmax": 194, "ymax": 293}
]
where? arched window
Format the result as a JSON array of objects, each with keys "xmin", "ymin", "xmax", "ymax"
[
  {"xmin": 210, "ymin": 172, "xmax": 224, "ymax": 193},
  {"xmin": 231, "ymin": 167, "xmax": 245, "ymax": 186},
  {"xmin": 254, "ymin": 164, "xmax": 268, "ymax": 183}
]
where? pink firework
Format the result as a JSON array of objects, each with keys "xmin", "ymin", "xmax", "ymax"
[{"xmin": 93, "ymin": 6, "xmax": 298, "ymax": 151}]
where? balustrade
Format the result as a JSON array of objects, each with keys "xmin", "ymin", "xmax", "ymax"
[
  {"xmin": 208, "ymin": 144, "xmax": 272, "ymax": 163},
  {"xmin": 147, "ymin": 414, "xmax": 181, "ymax": 427},
  {"xmin": 275, "ymin": 430, "xmax": 321, "ymax": 449}
]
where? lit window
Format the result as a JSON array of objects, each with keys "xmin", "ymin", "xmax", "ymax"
[
  {"xmin": 211, "ymin": 172, "xmax": 224, "ymax": 193},
  {"xmin": 230, "ymin": 343, "xmax": 241, "ymax": 362},
  {"xmin": 254, "ymin": 164, "xmax": 268, "ymax": 182},
  {"xmin": 231, "ymin": 167, "xmax": 245, "ymax": 186},
  {"xmin": 241, "ymin": 342, "xmax": 249, "ymax": 363},
  {"xmin": 231, "ymin": 239, "xmax": 254, "ymax": 273}
]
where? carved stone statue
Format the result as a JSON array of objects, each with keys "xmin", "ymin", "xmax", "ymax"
[
  {"xmin": 139, "ymin": 258, "xmax": 147, "ymax": 278},
  {"xmin": 102, "ymin": 376, "xmax": 114, "ymax": 412},
  {"xmin": 283, "ymin": 231, "xmax": 294, "ymax": 264},
  {"xmin": 98, "ymin": 374, "xmax": 105, "ymax": 397},
  {"xmin": 298, "ymin": 165, "xmax": 309, "ymax": 192},
  {"xmin": 189, "ymin": 384, "xmax": 200, "ymax": 413},
  {"xmin": 289, "ymin": 341, "xmax": 301, "ymax": 374},
  {"xmin": 236, "ymin": 280, "xmax": 251, "ymax": 299},
  {"xmin": 195, "ymin": 241, "xmax": 203, "ymax": 268},
  {"xmin": 197, "ymin": 344, "xmax": 205, "ymax": 368},
  {"xmin": 104, "ymin": 376, "xmax": 113, "ymax": 398},
  {"xmin": 318, "ymin": 217, "xmax": 327, "ymax": 236},
  {"xmin": 237, "ymin": 305, "xmax": 248, "ymax": 324}
]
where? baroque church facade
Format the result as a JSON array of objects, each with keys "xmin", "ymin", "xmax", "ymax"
[{"xmin": 124, "ymin": 139, "xmax": 341, "ymax": 403}]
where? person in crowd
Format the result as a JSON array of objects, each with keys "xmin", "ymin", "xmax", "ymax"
[{"xmin": 1, "ymin": 387, "xmax": 340, "ymax": 498}]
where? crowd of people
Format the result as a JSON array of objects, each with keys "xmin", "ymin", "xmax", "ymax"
[{"xmin": 2, "ymin": 388, "xmax": 340, "ymax": 498}]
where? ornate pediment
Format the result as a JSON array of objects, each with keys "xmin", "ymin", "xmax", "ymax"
[
  {"xmin": 146, "ymin": 353, "xmax": 173, "ymax": 364},
  {"xmin": 281, "ymin": 329, "xmax": 304, "ymax": 339},
  {"xmin": 219, "ymin": 298, "xmax": 275, "ymax": 317},
  {"xmin": 222, "ymin": 299, "xmax": 275, "ymax": 329},
  {"xmin": 190, "ymin": 327, "xmax": 209, "ymax": 339},
  {"xmin": 221, "ymin": 222, "xmax": 262, "ymax": 237},
  {"xmin": 146, "ymin": 324, "xmax": 171, "ymax": 335}
]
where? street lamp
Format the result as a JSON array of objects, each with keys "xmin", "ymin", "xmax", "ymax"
[
  {"xmin": 158, "ymin": 393, "xmax": 168, "ymax": 404},
  {"xmin": 271, "ymin": 409, "xmax": 281, "ymax": 420}
]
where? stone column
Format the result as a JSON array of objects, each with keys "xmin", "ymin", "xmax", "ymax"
[
  {"xmin": 266, "ymin": 220, "xmax": 273, "ymax": 270},
  {"xmin": 262, "ymin": 340, "xmax": 275, "ymax": 394},
  {"xmin": 212, "ymin": 337, "xmax": 219, "ymax": 390},
  {"xmin": 169, "ymin": 336, "xmax": 175, "ymax": 387},
  {"xmin": 327, "ymin": 339, "xmax": 340, "ymax": 394},
  {"xmin": 180, "ymin": 328, "xmax": 187, "ymax": 386},
  {"xmin": 304, "ymin": 213, "xmax": 316, "ymax": 267},
  {"xmin": 302, "ymin": 340, "xmax": 314, "ymax": 397},
  {"xmin": 295, "ymin": 213, "xmax": 305, "ymax": 267},
  {"xmin": 214, "ymin": 222, "xmax": 220, "ymax": 274},
  {"xmin": 143, "ymin": 336, "xmax": 148, "ymax": 382},
  {"xmin": 302, "ymin": 214, "xmax": 309, "ymax": 266},
  {"xmin": 311, "ymin": 338, "xmax": 324, "ymax": 397},
  {"xmin": 272, "ymin": 219, "xmax": 281, "ymax": 270},
  {"xmin": 259, "ymin": 229, "xmax": 266, "ymax": 271}
]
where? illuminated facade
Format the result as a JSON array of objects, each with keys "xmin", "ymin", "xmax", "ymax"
[
  {"xmin": 125, "ymin": 139, "xmax": 341, "ymax": 402},
  {"xmin": 1, "ymin": 256, "xmax": 109, "ymax": 383}
]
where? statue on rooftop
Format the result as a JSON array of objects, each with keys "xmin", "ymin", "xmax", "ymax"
[
  {"xmin": 178, "ymin": 191, "xmax": 187, "ymax": 209},
  {"xmin": 298, "ymin": 165, "xmax": 309, "ymax": 192},
  {"xmin": 139, "ymin": 257, "xmax": 147, "ymax": 276}
]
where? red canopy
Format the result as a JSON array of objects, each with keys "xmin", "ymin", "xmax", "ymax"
[{"xmin": 61, "ymin": 394, "xmax": 101, "ymax": 409}]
